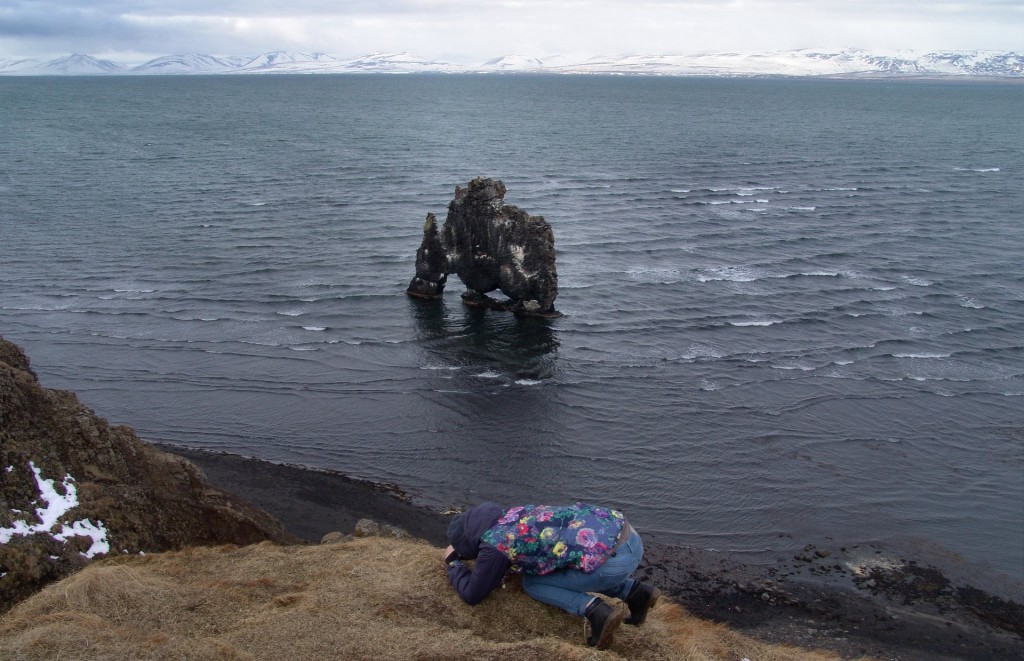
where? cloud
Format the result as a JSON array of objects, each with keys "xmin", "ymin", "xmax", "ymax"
[{"xmin": 1, "ymin": 0, "xmax": 1020, "ymax": 61}]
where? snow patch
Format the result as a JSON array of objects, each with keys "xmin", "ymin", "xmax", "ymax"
[{"xmin": 0, "ymin": 462, "xmax": 110, "ymax": 559}]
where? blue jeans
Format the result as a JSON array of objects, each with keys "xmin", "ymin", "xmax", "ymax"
[{"xmin": 521, "ymin": 529, "xmax": 643, "ymax": 617}]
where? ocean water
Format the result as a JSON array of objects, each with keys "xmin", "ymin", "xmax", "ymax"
[{"xmin": 1, "ymin": 75, "xmax": 1022, "ymax": 584}]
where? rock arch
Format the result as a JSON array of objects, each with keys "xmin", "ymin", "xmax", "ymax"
[{"xmin": 407, "ymin": 178, "xmax": 559, "ymax": 318}]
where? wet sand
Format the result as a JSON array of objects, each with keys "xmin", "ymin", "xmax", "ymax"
[{"xmin": 162, "ymin": 444, "xmax": 1023, "ymax": 661}]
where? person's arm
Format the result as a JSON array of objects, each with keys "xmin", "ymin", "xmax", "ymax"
[{"xmin": 446, "ymin": 545, "xmax": 510, "ymax": 605}]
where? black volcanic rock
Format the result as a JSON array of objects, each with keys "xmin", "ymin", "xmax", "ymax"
[{"xmin": 407, "ymin": 178, "xmax": 558, "ymax": 317}]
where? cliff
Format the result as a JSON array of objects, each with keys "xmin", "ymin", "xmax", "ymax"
[{"xmin": 0, "ymin": 337, "xmax": 298, "ymax": 612}]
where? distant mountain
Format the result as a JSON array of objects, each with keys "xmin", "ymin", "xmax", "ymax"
[
  {"xmin": 478, "ymin": 55, "xmax": 546, "ymax": 71},
  {"xmin": 473, "ymin": 49, "xmax": 1023, "ymax": 77},
  {"xmin": 237, "ymin": 51, "xmax": 338, "ymax": 71},
  {"xmin": 553, "ymin": 49, "xmax": 1024, "ymax": 78},
  {"xmin": 145, "ymin": 51, "xmax": 460, "ymax": 74},
  {"xmin": 132, "ymin": 54, "xmax": 243, "ymax": 74},
  {"xmin": 332, "ymin": 52, "xmax": 460, "ymax": 73},
  {"xmin": 1, "ymin": 49, "xmax": 1021, "ymax": 77},
  {"xmin": 4, "ymin": 53, "xmax": 127, "ymax": 75},
  {"xmin": 0, "ymin": 57, "xmax": 42, "ymax": 74}
]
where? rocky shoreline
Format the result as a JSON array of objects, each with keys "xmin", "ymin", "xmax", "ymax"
[{"xmin": 164, "ymin": 444, "xmax": 1022, "ymax": 661}]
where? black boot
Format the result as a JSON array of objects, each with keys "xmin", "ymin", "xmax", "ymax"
[
  {"xmin": 584, "ymin": 599, "xmax": 625, "ymax": 649},
  {"xmin": 623, "ymin": 581, "xmax": 660, "ymax": 626}
]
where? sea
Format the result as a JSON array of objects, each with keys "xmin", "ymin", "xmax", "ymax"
[{"xmin": 1, "ymin": 75, "xmax": 1021, "ymax": 589}]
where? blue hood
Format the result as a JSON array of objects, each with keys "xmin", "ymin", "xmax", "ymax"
[{"xmin": 448, "ymin": 501, "xmax": 503, "ymax": 559}]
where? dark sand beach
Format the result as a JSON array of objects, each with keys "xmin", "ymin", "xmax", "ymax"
[{"xmin": 163, "ymin": 444, "xmax": 1023, "ymax": 661}]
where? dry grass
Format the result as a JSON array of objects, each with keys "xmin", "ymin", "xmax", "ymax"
[{"xmin": 0, "ymin": 538, "xmax": 854, "ymax": 660}]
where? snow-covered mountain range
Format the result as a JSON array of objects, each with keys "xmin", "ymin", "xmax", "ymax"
[{"xmin": 1, "ymin": 49, "xmax": 1021, "ymax": 78}]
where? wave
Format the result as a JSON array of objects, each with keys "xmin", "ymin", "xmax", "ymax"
[
  {"xmin": 626, "ymin": 267, "xmax": 683, "ymax": 284},
  {"xmin": 619, "ymin": 265, "xmax": 852, "ymax": 287},
  {"xmin": 515, "ymin": 378, "xmax": 543, "ymax": 386},
  {"xmin": 779, "ymin": 271, "xmax": 841, "ymax": 279},
  {"xmin": 695, "ymin": 266, "xmax": 761, "ymax": 283},
  {"xmin": 900, "ymin": 275, "xmax": 933, "ymax": 287},
  {"xmin": 301, "ymin": 326, "xmax": 327, "ymax": 331},
  {"xmin": 714, "ymin": 186, "xmax": 774, "ymax": 193},
  {"xmin": 891, "ymin": 352, "xmax": 951, "ymax": 359},
  {"xmin": 1, "ymin": 302, "xmax": 75, "ymax": 311},
  {"xmin": 953, "ymin": 167, "xmax": 1000, "ymax": 173},
  {"xmin": 672, "ymin": 186, "xmax": 776, "ymax": 195},
  {"xmin": 957, "ymin": 295, "xmax": 985, "ymax": 309},
  {"xmin": 729, "ymin": 319, "xmax": 782, "ymax": 327},
  {"xmin": 112, "ymin": 287, "xmax": 155, "ymax": 294},
  {"xmin": 623, "ymin": 268, "xmax": 894, "ymax": 292},
  {"xmin": 680, "ymin": 344, "xmax": 724, "ymax": 360},
  {"xmin": 558, "ymin": 279, "xmax": 596, "ymax": 290},
  {"xmin": 170, "ymin": 315, "xmax": 222, "ymax": 322},
  {"xmin": 880, "ymin": 374, "xmax": 988, "ymax": 385}
]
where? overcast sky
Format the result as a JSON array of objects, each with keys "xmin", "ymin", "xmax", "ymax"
[{"xmin": 1, "ymin": 1, "xmax": 1021, "ymax": 63}]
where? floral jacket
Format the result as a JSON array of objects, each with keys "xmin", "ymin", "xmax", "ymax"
[
  {"xmin": 481, "ymin": 504, "xmax": 625, "ymax": 574},
  {"xmin": 446, "ymin": 502, "xmax": 626, "ymax": 606}
]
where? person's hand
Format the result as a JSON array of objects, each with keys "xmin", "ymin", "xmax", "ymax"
[{"xmin": 442, "ymin": 545, "xmax": 456, "ymax": 563}]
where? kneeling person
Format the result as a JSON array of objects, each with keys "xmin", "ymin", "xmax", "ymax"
[{"xmin": 443, "ymin": 502, "xmax": 659, "ymax": 649}]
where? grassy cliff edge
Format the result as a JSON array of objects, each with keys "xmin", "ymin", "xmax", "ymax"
[{"xmin": 0, "ymin": 536, "xmax": 849, "ymax": 660}]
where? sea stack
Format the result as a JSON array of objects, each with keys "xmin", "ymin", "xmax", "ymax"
[{"xmin": 406, "ymin": 178, "xmax": 559, "ymax": 317}]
